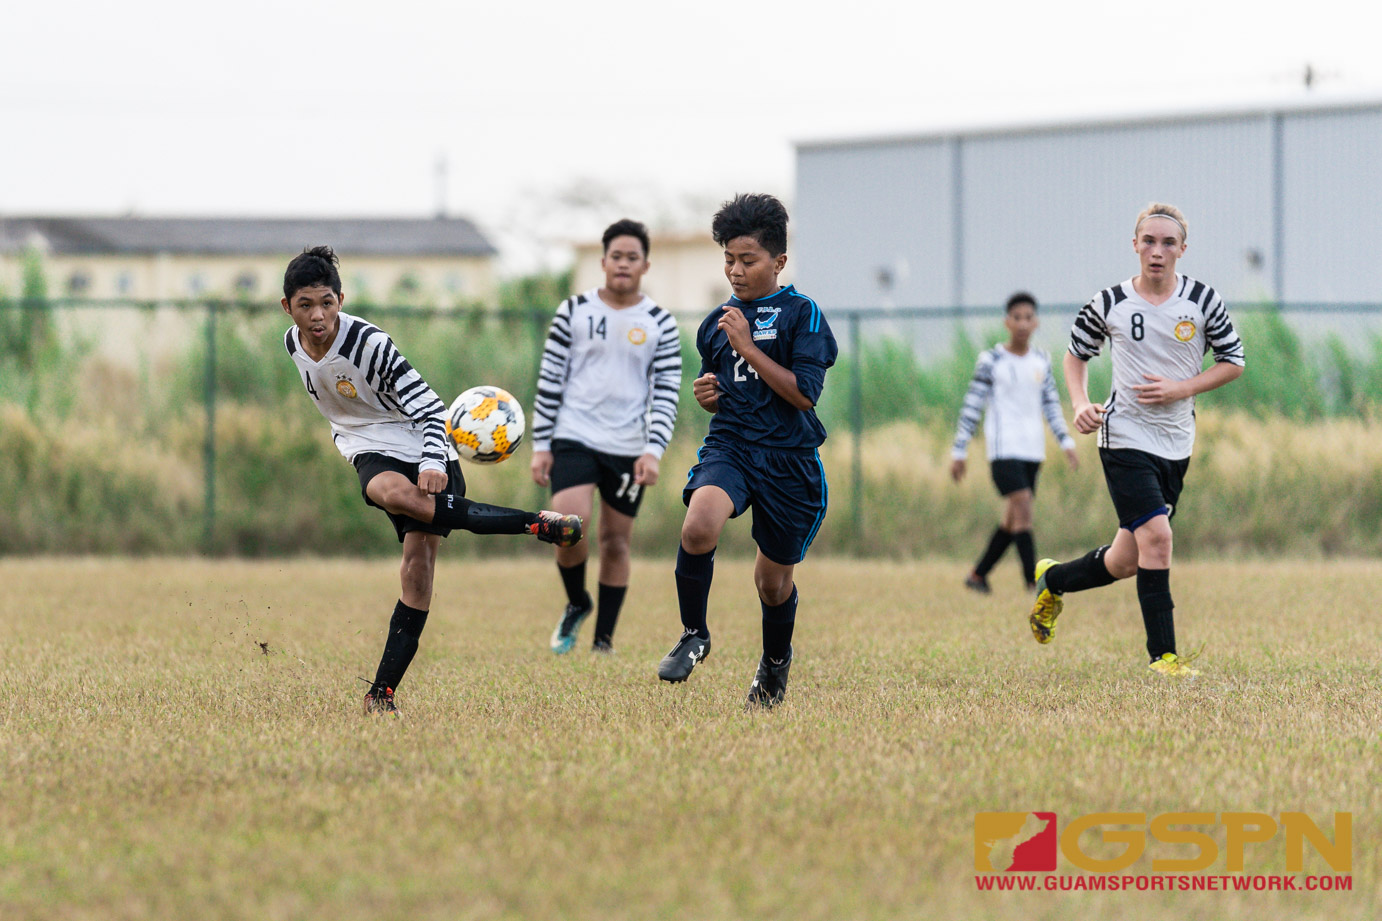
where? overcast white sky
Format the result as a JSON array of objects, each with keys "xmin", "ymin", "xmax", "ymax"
[{"xmin": 3, "ymin": 0, "xmax": 1379, "ymax": 269}]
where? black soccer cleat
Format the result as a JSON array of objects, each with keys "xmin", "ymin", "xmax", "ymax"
[
  {"xmin": 362, "ymin": 683, "xmax": 400, "ymax": 717},
  {"xmin": 745, "ymin": 646, "xmax": 793, "ymax": 710},
  {"xmin": 964, "ymin": 572, "xmax": 992, "ymax": 594},
  {"xmin": 591, "ymin": 637, "xmax": 614, "ymax": 655},
  {"xmin": 657, "ymin": 630, "xmax": 711, "ymax": 682},
  {"xmin": 530, "ymin": 511, "xmax": 583, "ymax": 547}
]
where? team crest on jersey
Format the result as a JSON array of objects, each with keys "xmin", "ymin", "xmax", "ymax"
[
  {"xmin": 752, "ymin": 305, "xmax": 781, "ymax": 341},
  {"xmin": 335, "ymin": 376, "xmax": 358, "ymax": 399},
  {"xmin": 1174, "ymin": 318, "xmax": 1197, "ymax": 342},
  {"xmin": 628, "ymin": 326, "xmax": 648, "ymax": 345}
]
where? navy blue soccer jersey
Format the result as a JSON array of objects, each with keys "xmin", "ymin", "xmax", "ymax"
[{"xmin": 696, "ymin": 285, "xmax": 837, "ymax": 449}]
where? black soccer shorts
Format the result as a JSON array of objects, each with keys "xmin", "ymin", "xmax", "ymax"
[
  {"xmin": 1099, "ymin": 447, "xmax": 1189, "ymax": 531},
  {"xmin": 549, "ymin": 438, "xmax": 646, "ymax": 518},
  {"xmin": 354, "ymin": 452, "xmax": 466, "ymax": 543}
]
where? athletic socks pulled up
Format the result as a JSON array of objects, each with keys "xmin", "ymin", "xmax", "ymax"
[
  {"xmin": 593, "ymin": 583, "xmax": 627, "ymax": 645},
  {"xmin": 433, "ymin": 494, "xmax": 534, "ymax": 534},
  {"xmin": 557, "ymin": 560, "xmax": 590, "ymax": 609},
  {"xmin": 1043, "ymin": 545, "xmax": 1117, "ymax": 595},
  {"xmin": 1012, "ymin": 531, "xmax": 1036, "ymax": 585},
  {"xmin": 674, "ymin": 544, "xmax": 715, "ymax": 639},
  {"xmin": 1137, "ymin": 567, "xmax": 1176, "ymax": 661},
  {"xmin": 761, "ymin": 586, "xmax": 798, "ymax": 663},
  {"xmin": 973, "ymin": 527, "xmax": 1014, "ymax": 578},
  {"xmin": 372, "ymin": 599, "xmax": 429, "ymax": 692}
]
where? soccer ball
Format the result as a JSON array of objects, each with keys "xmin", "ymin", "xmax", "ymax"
[{"xmin": 444, "ymin": 385, "xmax": 525, "ymax": 464}]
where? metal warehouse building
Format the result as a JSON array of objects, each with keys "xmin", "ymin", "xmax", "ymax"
[{"xmin": 793, "ymin": 96, "xmax": 1382, "ymax": 311}]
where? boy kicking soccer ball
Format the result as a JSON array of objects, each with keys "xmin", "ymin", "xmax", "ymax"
[
  {"xmin": 1027, "ymin": 204, "xmax": 1244, "ymax": 677},
  {"xmin": 282, "ymin": 246, "xmax": 581, "ymax": 716},
  {"xmin": 656, "ymin": 194, "xmax": 837, "ymax": 709}
]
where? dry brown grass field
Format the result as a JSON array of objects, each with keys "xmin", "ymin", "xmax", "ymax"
[{"xmin": 1, "ymin": 556, "xmax": 1378, "ymax": 921}]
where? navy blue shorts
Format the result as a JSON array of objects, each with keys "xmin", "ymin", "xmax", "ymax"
[{"xmin": 682, "ymin": 437, "xmax": 828, "ymax": 566}]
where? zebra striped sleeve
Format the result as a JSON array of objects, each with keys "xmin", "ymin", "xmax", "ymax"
[
  {"xmin": 531, "ymin": 299, "xmax": 574, "ymax": 452},
  {"xmin": 377, "ymin": 332, "xmax": 449, "ymax": 472},
  {"xmin": 643, "ymin": 311, "xmax": 683, "ymax": 458},
  {"xmin": 1068, "ymin": 297, "xmax": 1109, "ymax": 361},
  {"xmin": 952, "ymin": 349, "xmax": 996, "ymax": 460},
  {"xmin": 1040, "ymin": 356, "xmax": 1075, "ymax": 449},
  {"xmin": 1200, "ymin": 288, "xmax": 1246, "ymax": 367}
]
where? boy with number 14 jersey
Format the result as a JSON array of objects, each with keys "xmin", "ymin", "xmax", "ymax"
[{"xmin": 532, "ymin": 219, "xmax": 682, "ymax": 654}]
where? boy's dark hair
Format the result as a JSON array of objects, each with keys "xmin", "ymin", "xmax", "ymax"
[
  {"xmin": 602, "ymin": 219, "xmax": 650, "ymax": 256},
  {"xmin": 283, "ymin": 245, "xmax": 342, "ymax": 299},
  {"xmin": 1006, "ymin": 291, "xmax": 1037, "ymax": 313},
  {"xmin": 711, "ymin": 193, "xmax": 789, "ymax": 258}
]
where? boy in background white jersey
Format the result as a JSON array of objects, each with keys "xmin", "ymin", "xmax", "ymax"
[
  {"xmin": 530, "ymin": 220, "xmax": 683, "ymax": 654},
  {"xmin": 1026, "ymin": 204, "xmax": 1245, "ymax": 677},
  {"xmin": 282, "ymin": 246, "xmax": 581, "ymax": 716},
  {"xmin": 952, "ymin": 292, "xmax": 1078, "ymax": 593}
]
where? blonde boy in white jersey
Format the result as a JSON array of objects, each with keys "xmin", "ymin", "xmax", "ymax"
[
  {"xmin": 952, "ymin": 292, "xmax": 1078, "ymax": 592},
  {"xmin": 531, "ymin": 220, "xmax": 683, "ymax": 654},
  {"xmin": 1027, "ymin": 204, "xmax": 1245, "ymax": 677}
]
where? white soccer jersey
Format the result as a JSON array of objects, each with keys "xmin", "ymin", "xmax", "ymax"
[
  {"xmin": 1068, "ymin": 275, "xmax": 1246, "ymax": 459},
  {"xmin": 285, "ymin": 312, "xmax": 450, "ymax": 472},
  {"xmin": 532, "ymin": 289, "xmax": 682, "ymax": 458},
  {"xmin": 952, "ymin": 345, "xmax": 1075, "ymax": 463}
]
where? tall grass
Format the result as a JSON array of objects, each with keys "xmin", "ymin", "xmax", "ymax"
[{"xmin": 4, "ymin": 298, "xmax": 1382, "ymax": 556}]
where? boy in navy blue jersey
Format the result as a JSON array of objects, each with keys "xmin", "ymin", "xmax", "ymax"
[{"xmin": 656, "ymin": 193, "xmax": 838, "ymax": 709}]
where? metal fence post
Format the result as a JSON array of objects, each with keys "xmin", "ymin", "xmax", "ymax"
[
  {"xmin": 850, "ymin": 312, "xmax": 863, "ymax": 553},
  {"xmin": 203, "ymin": 300, "xmax": 217, "ymax": 553}
]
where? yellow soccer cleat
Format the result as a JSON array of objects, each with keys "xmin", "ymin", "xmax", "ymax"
[
  {"xmin": 1148, "ymin": 651, "xmax": 1200, "ymax": 678},
  {"xmin": 1028, "ymin": 558, "xmax": 1063, "ymax": 644}
]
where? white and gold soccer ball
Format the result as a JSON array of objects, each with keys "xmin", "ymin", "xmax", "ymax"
[{"xmin": 444, "ymin": 385, "xmax": 525, "ymax": 464}]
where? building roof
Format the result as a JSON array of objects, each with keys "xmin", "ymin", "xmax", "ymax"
[
  {"xmin": 0, "ymin": 215, "xmax": 497, "ymax": 257},
  {"xmin": 795, "ymin": 92, "xmax": 1382, "ymax": 152}
]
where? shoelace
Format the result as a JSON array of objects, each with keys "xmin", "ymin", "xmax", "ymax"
[
  {"xmin": 357, "ymin": 676, "xmax": 391, "ymax": 698},
  {"xmin": 1174, "ymin": 642, "xmax": 1207, "ymax": 667}
]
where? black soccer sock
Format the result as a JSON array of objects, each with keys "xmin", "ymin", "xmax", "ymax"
[
  {"xmin": 674, "ymin": 544, "xmax": 715, "ymax": 639},
  {"xmin": 372, "ymin": 599, "xmax": 429, "ymax": 692},
  {"xmin": 761, "ymin": 586, "xmax": 798, "ymax": 663},
  {"xmin": 973, "ymin": 527, "xmax": 1014, "ymax": 578},
  {"xmin": 1137, "ymin": 567, "xmax": 1176, "ymax": 661},
  {"xmin": 1012, "ymin": 531, "xmax": 1037, "ymax": 584},
  {"xmin": 1043, "ymin": 545, "xmax": 1118, "ymax": 595},
  {"xmin": 433, "ymin": 494, "xmax": 535, "ymax": 534},
  {"xmin": 558, "ymin": 560, "xmax": 590, "ymax": 609},
  {"xmin": 593, "ymin": 583, "xmax": 627, "ymax": 645}
]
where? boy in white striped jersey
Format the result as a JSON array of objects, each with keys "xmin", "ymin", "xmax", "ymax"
[
  {"xmin": 282, "ymin": 247, "xmax": 581, "ymax": 716},
  {"xmin": 952, "ymin": 292, "xmax": 1078, "ymax": 592},
  {"xmin": 530, "ymin": 220, "xmax": 682, "ymax": 654},
  {"xmin": 1027, "ymin": 204, "xmax": 1245, "ymax": 677}
]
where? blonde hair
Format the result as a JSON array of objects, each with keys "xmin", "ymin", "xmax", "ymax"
[{"xmin": 1134, "ymin": 202, "xmax": 1188, "ymax": 241}]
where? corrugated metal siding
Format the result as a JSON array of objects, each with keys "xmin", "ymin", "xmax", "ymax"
[
  {"xmin": 794, "ymin": 141, "xmax": 955, "ymax": 309},
  {"xmin": 796, "ymin": 103, "xmax": 1382, "ymax": 310},
  {"xmin": 1283, "ymin": 107, "xmax": 1382, "ymax": 303}
]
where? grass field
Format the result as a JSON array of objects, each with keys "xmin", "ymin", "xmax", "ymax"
[{"xmin": 1, "ymin": 556, "xmax": 1378, "ymax": 920}]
